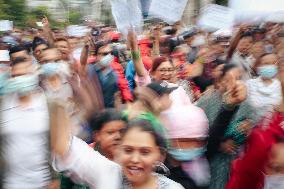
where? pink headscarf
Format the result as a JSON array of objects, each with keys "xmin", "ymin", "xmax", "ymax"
[{"xmin": 161, "ymin": 104, "xmax": 209, "ymax": 139}]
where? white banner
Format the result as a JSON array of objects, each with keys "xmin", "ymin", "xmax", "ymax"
[
  {"xmin": 197, "ymin": 4, "xmax": 234, "ymax": 31},
  {"xmin": 0, "ymin": 50, "xmax": 10, "ymax": 62},
  {"xmin": 110, "ymin": 0, "xmax": 143, "ymax": 36},
  {"xmin": 229, "ymin": 0, "xmax": 284, "ymax": 23},
  {"xmin": 0, "ymin": 20, "xmax": 13, "ymax": 31},
  {"xmin": 66, "ymin": 25, "xmax": 91, "ymax": 37},
  {"xmin": 148, "ymin": 0, "xmax": 188, "ymax": 24}
]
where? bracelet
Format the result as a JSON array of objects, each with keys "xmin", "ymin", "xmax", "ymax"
[{"xmin": 131, "ymin": 49, "xmax": 141, "ymax": 60}]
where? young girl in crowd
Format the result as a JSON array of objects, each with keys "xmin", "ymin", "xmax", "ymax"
[{"xmin": 60, "ymin": 109, "xmax": 127, "ymax": 189}]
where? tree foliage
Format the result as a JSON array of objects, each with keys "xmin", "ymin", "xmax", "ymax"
[
  {"xmin": 0, "ymin": 0, "xmax": 83, "ymax": 28},
  {"xmin": 0, "ymin": 0, "xmax": 27, "ymax": 27},
  {"xmin": 68, "ymin": 9, "xmax": 83, "ymax": 25}
]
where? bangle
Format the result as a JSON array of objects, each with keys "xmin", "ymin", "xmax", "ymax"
[{"xmin": 131, "ymin": 49, "xmax": 141, "ymax": 60}]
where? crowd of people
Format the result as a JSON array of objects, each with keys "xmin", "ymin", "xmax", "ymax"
[{"xmin": 0, "ymin": 12, "xmax": 284, "ymax": 189}]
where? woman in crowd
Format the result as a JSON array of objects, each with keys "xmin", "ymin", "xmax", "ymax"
[
  {"xmin": 247, "ymin": 53, "xmax": 282, "ymax": 120},
  {"xmin": 196, "ymin": 64, "xmax": 256, "ymax": 189},
  {"xmin": 127, "ymin": 30, "xmax": 194, "ymax": 103},
  {"xmin": 118, "ymin": 119, "xmax": 184, "ymax": 188},
  {"xmin": 160, "ymin": 104, "xmax": 209, "ymax": 189},
  {"xmin": 150, "ymin": 56, "xmax": 195, "ymax": 102},
  {"xmin": 50, "ymin": 100, "xmax": 184, "ymax": 188},
  {"xmin": 226, "ymin": 56, "xmax": 284, "ymax": 189}
]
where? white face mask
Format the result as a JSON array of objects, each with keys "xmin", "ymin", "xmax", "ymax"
[{"xmin": 264, "ymin": 174, "xmax": 284, "ymax": 189}]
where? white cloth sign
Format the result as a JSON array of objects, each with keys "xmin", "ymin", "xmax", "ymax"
[
  {"xmin": 66, "ymin": 25, "xmax": 91, "ymax": 37},
  {"xmin": 148, "ymin": 0, "xmax": 188, "ymax": 24},
  {"xmin": 0, "ymin": 20, "xmax": 13, "ymax": 31},
  {"xmin": 197, "ymin": 4, "xmax": 234, "ymax": 31},
  {"xmin": 0, "ymin": 50, "xmax": 10, "ymax": 61},
  {"xmin": 229, "ymin": 0, "xmax": 284, "ymax": 23},
  {"xmin": 110, "ymin": 0, "xmax": 143, "ymax": 35}
]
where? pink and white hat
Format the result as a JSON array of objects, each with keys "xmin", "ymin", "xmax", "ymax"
[{"xmin": 161, "ymin": 104, "xmax": 209, "ymax": 139}]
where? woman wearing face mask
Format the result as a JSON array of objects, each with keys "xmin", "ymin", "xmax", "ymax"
[
  {"xmin": 50, "ymin": 101, "xmax": 183, "ymax": 189},
  {"xmin": 196, "ymin": 64, "xmax": 257, "ymax": 189},
  {"xmin": 160, "ymin": 104, "xmax": 209, "ymax": 189},
  {"xmin": 247, "ymin": 53, "xmax": 282, "ymax": 120},
  {"xmin": 226, "ymin": 57, "xmax": 284, "ymax": 189}
]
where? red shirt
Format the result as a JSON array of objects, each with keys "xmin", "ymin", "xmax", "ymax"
[
  {"xmin": 226, "ymin": 111, "xmax": 284, "ymax": 189},
  {"xmin": 111, "ymin": 58, "xmax": 133, "ymax": 102}
]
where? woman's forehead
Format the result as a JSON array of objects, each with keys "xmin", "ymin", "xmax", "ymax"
[
  {"xmin": 157, "ymin": 61, "xmax": 173, "ymax": 68},
  {"xmin": 122, "ymin": 128, "xmax": 157, "ymax": 147}
]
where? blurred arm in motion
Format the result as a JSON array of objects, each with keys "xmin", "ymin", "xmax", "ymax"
[{"xmin": 49, "ymin": 101, "xmax": 121, "ymax": 189}]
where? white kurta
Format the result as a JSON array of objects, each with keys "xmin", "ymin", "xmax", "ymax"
[
  {"xmin": 246, "ymin": 77, "xmax": 282, "ymax": 120},
  {"xmin": 53, "ymin": 136, "xmax": 122, "ymax": 189}
]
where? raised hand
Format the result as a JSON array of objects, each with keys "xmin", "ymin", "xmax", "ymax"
[
  {"xmin": 83, "ymin": 34, "xmax": 95, "ymax": 48},
  {"xmin": 42, "ymin": 16, "xmax": 49, "ymax": 29},
  {"xmin": 224, "ymin": 80, "xmax": 247, "ymax": 106},
  {"xmin": 220, "ymin": 139, "xmax": 237, "ymax": 154},
  {"xmin": 127, "ymin": 28, "xmax": 138, "ymax": 50}
]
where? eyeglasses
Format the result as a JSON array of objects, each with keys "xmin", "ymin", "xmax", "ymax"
[{"xmin": 157, "ymin": 68, "xmax": 175, "ymax": 73}]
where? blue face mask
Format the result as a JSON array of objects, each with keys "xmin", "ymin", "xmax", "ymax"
[
  {"xmin": 257, "ymin": 65, "xmax": 278, "ymax": 79},
  {"xmin": 98, "ymin": 54, "xmax": 113, "ymax": 68},
  {"xmin": 0, "ymin": 65, "xmax": 10, "ymax": 89},
  {"xmin": 41, "ymin": 62, "xmax": 60, "ymax": 76},
  {"xmin": 168, "ymin": 147, "xmax": 206, "ymax": 162},
  {"xmin": 2, "ymin": 74, "xmax": 39, "ymax": 96}
]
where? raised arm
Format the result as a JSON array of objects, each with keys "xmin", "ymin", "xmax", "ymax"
[
  {"xmin": 42, "ymin": 16, "xmax": 55, "ymax": 47},
  {"xmin": 152, "ymin": 26, "xmax": 161, "ymax": 58},
  {"xmin": 128, "ymin": 30, "xmax": 146, "ymax": 77},
  {"xmin": 49, "ymin": 101, "xmax": 71, "ymax": 157},
  {"xmin": 226, "ymin": 25, "xmax": 248, "ymax": 61},
  {"xmin": 80, "ymin": 35, "xmax": 95, "ymax": 73},
  {"xmin": 49, "ymin": 101, "xmax": 121, "ymax": 189}
]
